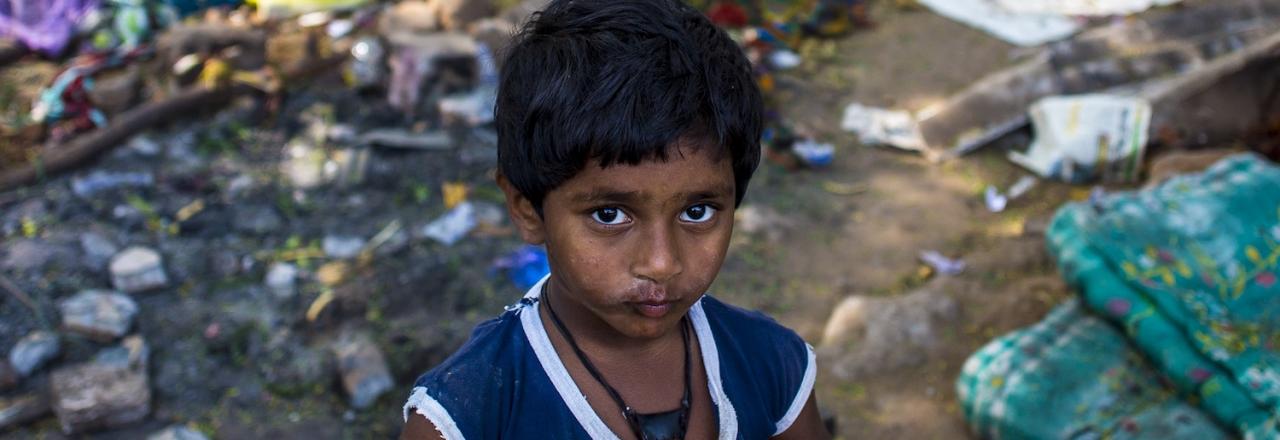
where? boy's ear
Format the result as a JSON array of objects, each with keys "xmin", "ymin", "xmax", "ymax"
[{"xmin": 496, "ymin": 172, "xmax": 547, "ymax": 245}]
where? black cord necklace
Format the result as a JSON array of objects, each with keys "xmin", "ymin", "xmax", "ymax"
[{"xmin": 543, "ymin": 284, "xmax": 692, "ymax": 440}]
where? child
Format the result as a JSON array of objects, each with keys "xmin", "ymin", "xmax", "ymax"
[{"xmin": 401, "ymin": 1, "xmax": 828, "ymax": 438}]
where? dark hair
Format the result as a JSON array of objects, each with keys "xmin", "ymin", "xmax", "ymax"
[{"xmin": 496, "ymin": 0, "xmax": 763, "ymax": 213}]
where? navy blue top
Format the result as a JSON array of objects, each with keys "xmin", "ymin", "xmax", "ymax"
[{"xmin": 402, "ymin": 277, "xmax": 816, "ymax": 440}]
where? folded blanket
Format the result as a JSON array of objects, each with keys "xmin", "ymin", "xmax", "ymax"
[{"xmin": 961, "ymin": 153, "xmax": 1280, "ymax": 439}]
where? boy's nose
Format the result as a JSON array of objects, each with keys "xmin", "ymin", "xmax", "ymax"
[{"xmin": 631, "ymin": 223, "xmax": 684, "ymax": 284}]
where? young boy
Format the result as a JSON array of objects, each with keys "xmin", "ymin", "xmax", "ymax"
[{"xmin": 401, "ymin": 1, "xmax": 828, "ymax": 438}]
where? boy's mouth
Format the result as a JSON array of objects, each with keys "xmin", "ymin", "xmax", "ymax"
[{"xmin": 630, "ymin": 301, "xmax": 675, "ymax": 318}]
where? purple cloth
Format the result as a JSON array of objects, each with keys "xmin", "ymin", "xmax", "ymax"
[{"xmin": 0, "ymin": 0, "xmax": 100, "ymax": 56}]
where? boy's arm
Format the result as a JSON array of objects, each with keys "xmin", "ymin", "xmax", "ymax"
[
  {"xmin": 400, "ymin": 413, "xmax": 446, "ymax": 440},
  {"xmin": 772, "ymin": 391, "xmax": 831, "ymax": 440}
]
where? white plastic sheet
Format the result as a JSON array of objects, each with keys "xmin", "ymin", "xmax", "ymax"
[{"xmin": 1009, "ymin": 95, "xmax": 1151, "ymax": 183}]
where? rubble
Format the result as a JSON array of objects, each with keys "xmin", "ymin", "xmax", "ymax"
[
  {"xmin": 80, "ymin": 231, "xmax": 121, "ymax": 272},
  {"xmin": 49, "ymin": 361, "xmax": 150, "ymax": 434},
  {"xmin": 332, "ymin": 332, "xmax": 393, "ymax": 409},
  {"xmin": 265, "ymin": 263, "xmax": 299, "ymax": 299},
  {"xmin": 0, "ymin": 393, "xmax": 51, "ymax": 430},
  {"xmin": 8, "ymin": 330, "xmax": 61, "ymax": 377},
  {"xmin": 323, "ymin": 235, "xmax": 366, "ymax": 259},
  {"xmin": 59, "ymin": 290, "xmax": 139, "ymax": 342},
  {"xmin": 109, "ymin": 246, "xmax": 169, "ymax": 293},
  {"xmin": 820, "ymin": 285, "xmax": 960, "ymax": 380},
  {"xmin": 147, "ymin": 425, "xmax": 210, "ymax": 440}
]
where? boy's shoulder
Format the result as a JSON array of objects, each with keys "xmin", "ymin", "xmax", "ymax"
[{"xmin": 698, "ymin": 294, "xmax": 807, "ymax": 347}]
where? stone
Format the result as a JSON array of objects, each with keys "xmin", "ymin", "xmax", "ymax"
[
  {"xmin": 80, "ymin": 231, "xmax": 121, "ymax": 272},
  {"xmin": 282, "ymin": 140, "xmax": 327, "ymax": 189},
  {"xmin": 59, "ymin": 290, "xmax": 138, "ymax": 342},
  {"xmin": 0, "ymin": 393, "xmax": 51, "ymax": 430},
  {"xmin": 127, "ymin": 135, "xmax": 162, "ymax": 156},
  {"xmin": 208, "ymin": 250, "xmax": 241, "ymax": 279},
  {"xmin": 234, "ymin": 205, "xmax": 284, "ymax": 235},
  {"xmin": 819, "ymin": 286, "xmax": 960, "ymax": 380},
  {"xmin": 9, "ymin": 330, "xmax": 60, "ymax": 377},
  {"xmin": 1, "ymin": 199, "xmax": 47, "ymax": 237},
  {"xmin": 50, "ymin": 362, "xmax": 150, "ymax": 434},
  {"xmin": 430, "ymin": 0, "xmax": 497, "ymax": 32},
  {"xmin": 1, "ymin": 239, "xmax": 68, "ymax": 272},
  {"xmin": 147, "ymin": 425, "xmax": 209, "ymax": 440},
  {"xmin": 1147, "ymin": 149, "xmax": 1243, "ymax": 186},
  {"xmin": 264, "ymin": 263, "xmax": 298, "ymax": 299},
  {"xmin": 110, "ymin": 247, "xmax": 169, "ymax": 292},
  {"xmin": 0, "ymin": 361, "xmax": 16, "ymax": 390},
  {"xmin": 258, "ymin": 340, "xmax": 331, "ymax": 397},
  {"xmin": 323, "ymin": 235, "xmax": 365, "ymax": 259},
  {"xmin": 332, "ymin": 333, "xmax": 394, "ymax": 409},
  {"xmin": 93, "ymin": 335, "xmax": 149, "ymax": 371}
]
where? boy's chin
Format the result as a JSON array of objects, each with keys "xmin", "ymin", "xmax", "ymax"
[{"xmin": 611, "ymin": 311, "xmax": 689, "ymax": 341}]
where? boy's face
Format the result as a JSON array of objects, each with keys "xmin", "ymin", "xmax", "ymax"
[{"xmin": 502, "ymin": 140, "xmax": 736, "ymax": 340}]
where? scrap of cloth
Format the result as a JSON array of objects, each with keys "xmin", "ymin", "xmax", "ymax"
[
  {"xmin": 960, "ymin": 153, "xmax": 1280, "ymax": 439},
  {"xmin": 0, "ymin": 0, "xmax": 100, "ymax": 56}
]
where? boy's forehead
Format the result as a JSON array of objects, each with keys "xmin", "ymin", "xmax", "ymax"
[{"xmin": 556, "ymin": 147, "xmax": 736, "ymax": 203}]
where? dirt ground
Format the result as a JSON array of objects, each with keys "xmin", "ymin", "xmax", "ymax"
[
  {"xmin": 708, "ymin": 4, "xmax": 1084, "ymax": 439},
  {"xmin": 0, "ymin": 2, "xmax": 1212, "ymax": 439}
]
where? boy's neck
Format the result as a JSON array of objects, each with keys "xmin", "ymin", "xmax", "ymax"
[{"xmin": 543, "ymin": 278, "xmax": 684, "ymax": 355}]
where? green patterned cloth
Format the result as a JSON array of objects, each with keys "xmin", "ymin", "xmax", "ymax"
[{"xmin": 960, "ymin": 153, "xmax": 1280, "ymax": 439}]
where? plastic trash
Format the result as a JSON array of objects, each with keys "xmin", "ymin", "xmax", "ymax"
[
  {"xmin": 0, "ymin": 0, "xmax": 99, "ymax": 56},
  {"xmin": 492, "ymin": 245, "xmax": 550, "ymax": 292},
  {"xmin": 984, "ymin": 175, "xmax": 1037, "ymax": 213},
  {"xmin": 916, "ymin": 0, "xmax": 1079, "ymax": 46},
  {"xmin": 438, "ymin": 43, "xmax": 498, "ymax": 126},
  {"xmin": 840, "ymin": 103, "xmax": 926, "ymax": 152},
  {"xmin": 71, "ymin": 171, "xmax": 154, "ymax": 197},
  {"xmin": 347, "ymin": 36, "xmax": 386, "ymax": 90},
  {"xmin": 919, "ymin": 250, "xmax": 966, "ymax": 276},
  {"xmin": 421, "ymin": 202, "xmax": 476, "ymax": 246},
  {"xmin": 996, "ymin": 0, "xmax": 1183, "ymax": 16},
  {"xmin": 793, "ymin": 139, "xmax": 835, "ymax": 167},
  {"xmin": 1009, "ymin": 95, "xmax": 1151, "ymax": 184}
]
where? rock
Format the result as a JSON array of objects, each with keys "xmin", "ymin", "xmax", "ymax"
[
  {"xmin": 110, "ymin": 247, "xmax": 169, "ymax": 292},
  {"xmin": 1, "ymin": 199, "xmax": 47, "ymax": 236},
  {"xmin": 0, "ymin": 361, "xmax": 16, "ymax": 390},
  {"xmin": 0, "ymin": 393, "xmax": 51, "ymax": 430},
  {"xmin": 820, "ymin": 287, "xmax": 960, "ymax": 380},
  {"xmin": 1147, "ymin": 149, "xmax": 1243, "ymax": 187},
  {"xmin": 323, "ymin": 235, "xmax": 366, "ymax": 259},
  {"xmin": 332, "ymin": 332, "xmax": 394, "ymax": 409},
  {"xmin": 1, "ymin": 239, "xmax": 70, "ymax": 272},
  {"xmin": 234, "ymin": 205, "xmax": 284, "ymax": 235},
  {"xmin": 80, "ymin": 231, "xmax": 121, "ymax": 272},
  {"xmin": 49, "ymin": 361, "xmax": 150, "ymax": 434},
  {"xmin": 258, "ymin": 340, "xmax": 331, "ymax": 397},
  {"xmin": 147, "ymin": 425, "xmax": 209, "ymax": 440},
  {"xmin": 8, "ymin": 330, "xmax": 60, "ymax": 377},
  {"xmin": 93, "ymin": 335, "xmax": 149, "ymax": 371},
  {"xmin": 59, "ymin": 290, "xmax": 138, "ymax": 342},
  {"xmin": 127, "ymin": 135, "xmax": 162, "ymax": 157},
  {"xmin": 282, "ymin": 140, "xmax": 327, "ymax": 189},
  {"xmin": 431, "ymin": 0, "xmax": 496, "ymax": 31},
  {"xmin": 71, "ymin": 171, "xmax": 154, "ymax": 198},
  {"xmin": 264, "ymin": 263, "xmax": 298, "ymax": 299},
  {"xmin": 207, "ymin": 250, "xmax": 241, "ymax": 279}
]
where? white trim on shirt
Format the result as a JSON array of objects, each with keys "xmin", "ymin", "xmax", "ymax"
[
  {"xmin": 773, "ymin": 344, "xmax": 817, "ymax": 436},
  {"xmin": 522, "ymin": 274, "xmax": 739, "ymax": 440},
  {"xmin": 403, "ymin": 386, "xmax": 466, "ymax": 440}
]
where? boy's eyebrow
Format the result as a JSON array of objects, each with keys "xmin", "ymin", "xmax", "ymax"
[
  {"xmin": 571, "ymin": 184, "xmax": 734, "ymax": 205},
  {"xmin": 683, "ymin": 184, "xmax": 735, "ymax": 203},
  {"xmin": 573, "ymin": 189, "xmax": 644, "ymax": 204}
]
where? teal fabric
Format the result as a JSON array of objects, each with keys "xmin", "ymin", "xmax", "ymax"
[
  {"xmin": 960, "ymin": 153, "xmax": 1280, "ymax": 439},
  {"xmin": 958, "ymin": 299, "xmax": 1231, "ymax": 439}
]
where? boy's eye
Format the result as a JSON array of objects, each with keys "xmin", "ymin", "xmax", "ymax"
[
  {"xmin": 591, "ymin": 207, "xmax": 631, "ymax": 225},
  {"xmin": 678, "ymin": 204, "xmax": 717, "ymax": 223}
]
